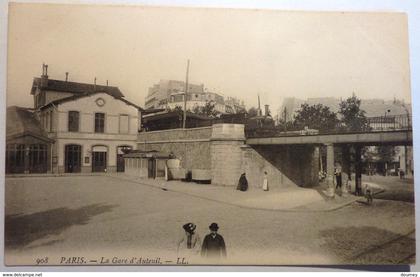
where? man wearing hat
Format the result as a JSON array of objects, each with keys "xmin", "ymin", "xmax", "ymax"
[{"xmin": 201, "ymin": 223, "xmax": 227, "ymax": 259}]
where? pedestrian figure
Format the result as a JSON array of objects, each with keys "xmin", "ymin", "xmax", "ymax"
[
  {"xmin": 177, "ymin": 223, "xmax": 201, "ymax": 256},
  {"xmin": 399, "ymin": 169, "xmax": 405, "ymax": 179},
  {"xmin": 236, "ymin": 173, "xmax": 248, "ymax": 192},
  {"xmin": 262, "ymin": 171, "xmax": 269, "ymax": 191},
  {"xmin": 365, "ymin": 184, "xmax": 373, "ymax": 205},
  {"xmin": 201, "ymin": 223, "xmax": 227, "ymax": 259},
  {"xmin": 335, "ymin": 163, "xmax": 342, "ymax": 190}
]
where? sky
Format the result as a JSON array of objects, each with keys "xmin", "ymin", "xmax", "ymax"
[{"xmin": 7, "ymin": 3, "xmax": 411, "ymax": 115}]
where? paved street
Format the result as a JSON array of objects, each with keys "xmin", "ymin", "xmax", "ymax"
[{"xmin": 5, "ymin": 175, "xmax": 415, "ymax": 266}]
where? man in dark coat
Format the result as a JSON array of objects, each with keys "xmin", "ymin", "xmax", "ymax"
[
  {"xmin": 201, "ymin": 223, "xmax": 227, "ymax": 259},
  {"xmin": 236, "ymin": 173, "xmax": 248, "ymax": 192}
]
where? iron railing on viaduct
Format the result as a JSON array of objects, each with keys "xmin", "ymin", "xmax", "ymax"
[{"xmin": 244, "ymin": 114, "xmax": 412, "ymax": 138}]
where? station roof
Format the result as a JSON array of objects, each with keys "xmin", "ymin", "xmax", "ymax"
[
  {"xmin": 31, "ymin": 78, "xmax": 124, "ymax": 98},
  {"xmin": 6, "ymin": 106, "xmax": 54, "ymax": 143}
]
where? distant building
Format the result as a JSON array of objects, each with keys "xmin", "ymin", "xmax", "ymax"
[
  {"xmin": 278, "ymin": 97, "xmax": 305, "ymax": 122},
  {"xmin": 6, "ymin": 64, "xmax": 142, "ymax": 174},
  {"xmin": 279, "ymin": 96, "xmax": 412, "ymax": 122},
  {"xmin": 146, "ymin": 80, "xmax": 204, "ymax": 109},
  {"xmin": 145, "ymin": 80, "xmax": 245, "ymax": 114}
]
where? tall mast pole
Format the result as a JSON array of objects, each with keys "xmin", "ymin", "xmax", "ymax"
[{"xmin": 182, "ymin": 59, "xmax": 190, "ymax": 129}]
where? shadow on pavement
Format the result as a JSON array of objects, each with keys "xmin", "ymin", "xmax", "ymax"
[
  {"xmin": 5, "ymin": 203, "xmax": 118, "ymax": 249},
  {"xmin": 373, "ymin": 191, "xmax": 415, "ymax": 203}
]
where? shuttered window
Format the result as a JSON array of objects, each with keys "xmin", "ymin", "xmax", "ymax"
[
  {"xmin": 119, "ymin": 114, "xmax": 129, "ymax": 134},
  {"xmin": 95, "ymin": 113, "xmax": 105, "ymax": 133},
  {"xmin": 68, "ymin": 111, "xmax": 79, "ymax": 132}
]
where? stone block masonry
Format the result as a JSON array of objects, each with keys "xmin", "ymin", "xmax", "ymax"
[
  {"xmin": 242, "ymin": 145, "xmax": 319, "ymax": 189},
  {"xmin": 136, "ymin": 124, "xmax": 319, "ymax": 188},
  {"xmin": 137, "ymin": 127, "xmax": 212, "ymax": 170},
  {"xmin": 210, "ymin": 124, "xmax": 246, "ymax": 186}
]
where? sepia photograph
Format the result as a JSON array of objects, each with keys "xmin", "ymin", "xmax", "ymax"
[{"xmin": 4, "ymin": 2, "xmax": 414, "ymax": 266}]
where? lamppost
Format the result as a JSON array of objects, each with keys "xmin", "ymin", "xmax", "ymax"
[
  {"xmin": 400, "ymin": 103, "xmax": 411, "ymax": 177},
  {"xmin": 383, "ymin": 109, "xmax": 391, "ymax": 130}
]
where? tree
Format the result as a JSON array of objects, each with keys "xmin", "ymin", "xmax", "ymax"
[
  {"xmin": 292, "ymin": 103, "xmax": 339, "ymax": 132},
  {"xmin": 234, "ymin": 106, "xmax": 247, "ymax": 114},
  {"xmin": 247, "ymin": 107, "xmax": 259, "ymax": 117},
  {"xmin": 376, "ymin": 145, "xmax": 397, "ymax": 164},
  {"xmin": 167, "ymin": 105, "xmax": 184, "ymax": 113},
  {"xmin": 338, "ymin": 95, "xmax": 370, "ymax": 132},
  {"xmin": 192, "ymin": 101, "xmax": 220, "ymax": 118}
]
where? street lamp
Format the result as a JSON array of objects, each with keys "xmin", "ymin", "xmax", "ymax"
[
  {"xmin": 382, "ymin": 109, "xmax": 391, "ymax": 130},
  {"xmin": 400, "ymin": 103, "xmax": 411, "ymax": 177}
]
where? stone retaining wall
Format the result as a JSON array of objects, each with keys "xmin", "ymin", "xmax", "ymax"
[{"xmin": 136, "ymin": 124, "xmax": 319, "ymax": 188}]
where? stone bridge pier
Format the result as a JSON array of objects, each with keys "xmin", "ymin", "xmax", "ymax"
[
  {"xmin": 136, "ymin": 123, "xmax": 323, "ymax": 188},
  {"xmin": 324, "ymin": 143, "xmax": 363, "ymax": 198},
  {"xmin": 211, "ymin": 124, "xmax": 321, "ymax": 188}
]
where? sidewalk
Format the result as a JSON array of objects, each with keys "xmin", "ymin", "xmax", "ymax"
[{"xmin": 110, "ymin": 173, "xmax": 362, "ymax": 212}]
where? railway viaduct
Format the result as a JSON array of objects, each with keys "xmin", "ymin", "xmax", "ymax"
[{"xmin": 136, "ymin": 123, "xmax": 412, "ymax": 193}]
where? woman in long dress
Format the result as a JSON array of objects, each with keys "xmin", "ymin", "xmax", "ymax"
[
  {"xmin": 262, "ymin": 171, "xmax": 269, "ymax": 191},
  {"xmin": 177, "ymin": 223, "xmax": 201, "ymax": 257},
  {"xmin": 237, "ymin": 173, "xmax": 248, "ymax": 191}
]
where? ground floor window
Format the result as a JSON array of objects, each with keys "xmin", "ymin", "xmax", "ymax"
[
  {"xmin": 6, "ymin": 144, "xmax": 25, "ymax": 173},
  {"xmin": 6, "ymin": 143, "xmax": 49, "ymax": 174},
  {"xmin": 29, "ymin": 144, "xmax": 48, "ymax": 173}
]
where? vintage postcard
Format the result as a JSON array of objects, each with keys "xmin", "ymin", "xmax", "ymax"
[{"xmin": 4, "ymin": 3, "xmax": 414, "ymax": 266}]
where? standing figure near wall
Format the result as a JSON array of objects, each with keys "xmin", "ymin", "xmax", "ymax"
[
  {"xmin": 335, "ymin": 163, "xmax": 342, "ymax": 192},
  {"xmin": 236, "ymin": 173, "xmax": 248, "ymax": 192},
  {"xmin": 262, "ymin": 171, "xmax": 269, "ymax": 191}
]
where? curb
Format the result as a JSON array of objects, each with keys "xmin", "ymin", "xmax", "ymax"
[{"xmin": 109, "ymin": 175, "xmax": 362, "ymax": 213}]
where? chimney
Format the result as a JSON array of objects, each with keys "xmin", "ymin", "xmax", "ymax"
[
  {"xmin": 106, "ymin": 80, "xmax": 109, "ymax": 86},
  {"xmin": 264, "ymin": 104, "xmax": 270, "ymax": 116},
  {"xmin": 94, "ymin": 77, "xmax": 97, "ymax": 91},
  {"xmin": 257, "ymin": 94, "xmax": 262, "ymax": 116},
  {"xmin": 65, "ymin": 72, "xmax": 69, "ymax": 82},
  {"xmin": 40, "ymin": 63, "xmax": 49, "ymax": 88}
]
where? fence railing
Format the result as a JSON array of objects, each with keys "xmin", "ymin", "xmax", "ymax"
[
  {"xmin": 245, "ymin": 114, "xmax": 412, "ymax": 138},
  {"xmin": 366, "ymin": 114, "xmax": 411, "ymax": 131}
]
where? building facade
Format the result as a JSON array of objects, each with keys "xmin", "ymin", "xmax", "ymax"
[
  {"xmin": 145, "ymin": 79, "xmax": 245, "ymax": 114},
  {"xmin": 39, "ymin": 92, "xmax": 140, "ymax": 173},
  {"xmin": 145, "ymin": 80, "xmax": 204, "ymax": 109},
  {"xmin": 6, "ymin": 64, "xmax": 142, "ymax": 174}
]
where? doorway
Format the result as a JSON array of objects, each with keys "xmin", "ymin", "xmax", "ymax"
[
  {"xmin": 65, "ymin": 144, "xmax": 81, "ymax": 173},
  {"xmin": 92, "ymin": 145, "xmax": 107, "ymax": 172},
  {"xmin": 148, "ymin": 158, "xmax": 156, "ymax": 178},
  {"xmin": 117, "ymin": 145, "xmax": 132, "ymax": 172}
]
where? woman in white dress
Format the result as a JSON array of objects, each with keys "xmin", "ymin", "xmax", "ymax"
[{"xmin": 263, "ymin": 171, "xmax": 269, "ymax": 191}]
